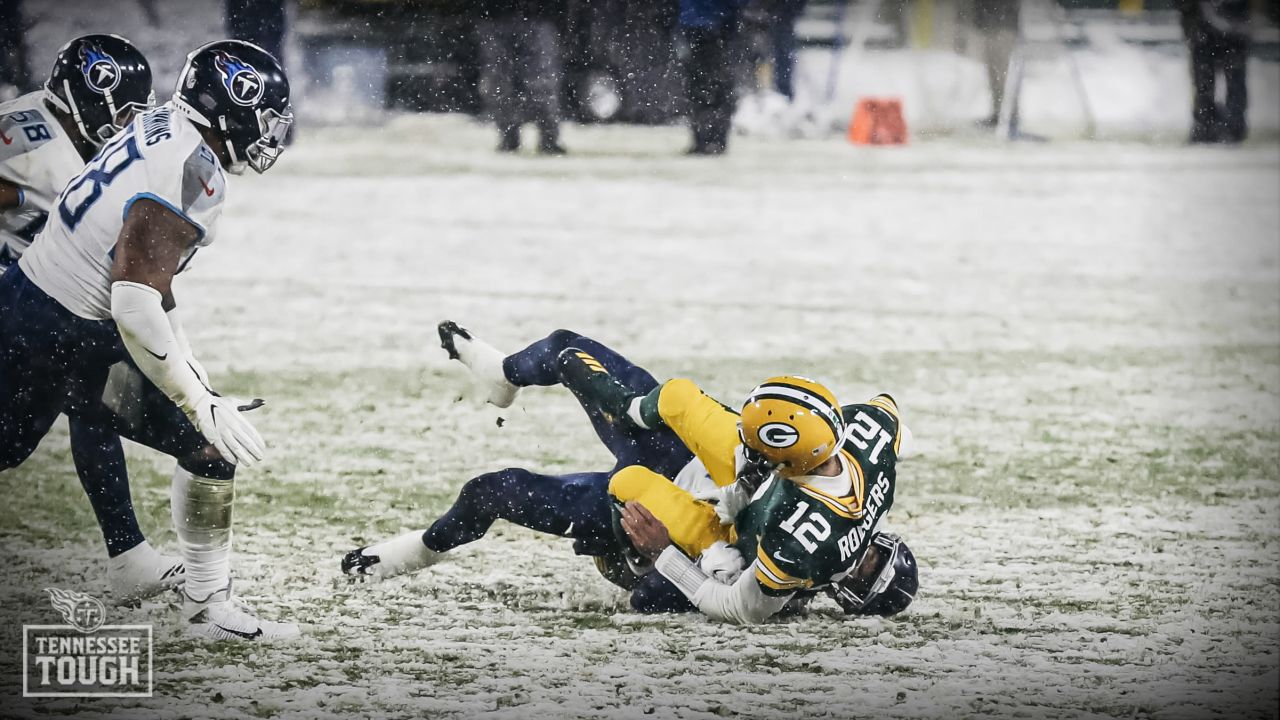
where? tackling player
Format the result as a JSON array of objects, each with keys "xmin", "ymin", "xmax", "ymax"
[
  {"xmin": 611, "ymin": 373, "xmax": 915, "ymax": 622},
  {"xmin": 342, "ymin": 324, "xmax": 917, "ymax": 622},
  {"xmin": 0, "ymin": 40, "xmax": 297, "ymax": 640},
  {"xmin": 0, "ymin": 34, "xmax": 185, "ymax": 603}
]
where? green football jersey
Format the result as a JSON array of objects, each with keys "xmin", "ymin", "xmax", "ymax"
[{"xmin": 733, "ymin": 395, "xmax": 903, "ymax": 597}]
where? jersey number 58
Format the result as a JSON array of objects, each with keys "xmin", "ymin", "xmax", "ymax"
[{"xmin": 58, "ymin": 133, "xmax": 142, "ymax": 231}]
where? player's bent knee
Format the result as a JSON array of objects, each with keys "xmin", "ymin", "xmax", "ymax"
[
  {"xmin": 463, "ymin": 468, "xmax": 527, "ymax": 503},
  {"xmin": 178, "ymin": 447, "xmax": 236, "ymax": 481},
  {"xmin": 608, "ymin": 465, "xmax": 655, "ymax": 502},
  {"xmin": 545, "ymin": 328, "xmax": 585, "ymax": 352},
  {"xmin": 656, "ymin": 378, "xmax": 701, "ymax": 420}
]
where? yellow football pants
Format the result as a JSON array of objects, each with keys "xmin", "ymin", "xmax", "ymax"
[{"xmin": 609, "ymin": 378, "xmax": 741, "ymax": 556}]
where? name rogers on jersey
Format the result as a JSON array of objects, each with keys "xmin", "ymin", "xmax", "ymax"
[{"xmin": 837, "ymin": 471, "xmax": 892, "ymax": 563}]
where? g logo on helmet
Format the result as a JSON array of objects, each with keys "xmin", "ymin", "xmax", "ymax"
[
  {"xmin": 757, "ymin": 422, "xmax": 800, "ymax": 449},
  {"xmin": 213, "ymin": 51, "xmax": 265, "ymax": 107},
  {"xmin": 79, "ymin": 44, "xmax": 121, "ymax": 94}
]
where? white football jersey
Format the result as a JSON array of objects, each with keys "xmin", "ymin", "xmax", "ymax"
[
  {"xmin": 0, "ymin": 91, "xmax": 86, "ymax": 265},
  {"xmin": 20, "ymin": 102, "xmax": 226, "ymax": 320}
]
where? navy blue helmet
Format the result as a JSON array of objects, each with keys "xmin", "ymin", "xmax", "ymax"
[
  {"xmin": 45, "ymin": 34, "xmax": 154, "ymax": 147},
  {"xmin": 173, "ymin": 40, "xmax": 292, "ymax": 174},
  {"xmin": 830, "ymin": 533, "xmax": 918, "ymax": 617}
]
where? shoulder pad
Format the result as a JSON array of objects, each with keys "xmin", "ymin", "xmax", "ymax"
[
  {"xmin": 0, "ymin": 109, "xmax": 56, "ymax": 161},
  {"xmin": 180, "ymin": 143, "xmax": 224, "ymax": 214}
]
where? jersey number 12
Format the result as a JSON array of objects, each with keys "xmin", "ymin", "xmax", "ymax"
[{"xmin": 780, "ymin": 501, "xmax": 832, "ymax": 553}]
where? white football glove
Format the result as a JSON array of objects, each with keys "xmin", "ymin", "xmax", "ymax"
[
  {"xmin": 694, "ymin": 481, "xmax": 757, "ymax": 526},
  {"xmin": 698, "ymin": 541, "xmax": 745, "ymax": 585},
  {"xmin": 185, "ymin": 393, "xmax": 265, "ymax": 467}
]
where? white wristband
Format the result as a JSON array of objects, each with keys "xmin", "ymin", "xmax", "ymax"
[{"xmin": 654, "ymin": 545, "xmax": 711, "ymax": 599}]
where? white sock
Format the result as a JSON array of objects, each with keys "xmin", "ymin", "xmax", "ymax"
[
  {"xmin": 626, "ymin": 397, "xmax": 652, "ymax": 429},
  {"xmin": 371, "ymin": 530, "xmax": 440, "ymax": 576},
  {"xmin": 171, "ymin": 466, "xmax": 234, "ymax": 605}
]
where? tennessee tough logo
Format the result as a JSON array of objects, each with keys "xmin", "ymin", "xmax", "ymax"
[
  {"xmin": 213, "ymin": 51, "xmax": 264, "ymax": 107},
  {"xmin": 45, "ymin": 587, "xmax": 106, "ymax": 634}
]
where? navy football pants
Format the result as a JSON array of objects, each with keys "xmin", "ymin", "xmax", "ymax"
[
  {"xmin": 423, "ymin": 330, "xmax": 698, "ymax": 611},
  {"xmin": 0, "ymin": 266, "xmax": 231, "ymax": 553}
]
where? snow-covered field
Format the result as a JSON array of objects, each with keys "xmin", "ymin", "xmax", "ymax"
[{"xmin": 1, "ymin": 117, "xmax": 1277, "ymax": 720}]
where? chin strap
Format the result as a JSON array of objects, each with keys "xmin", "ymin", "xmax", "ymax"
[{"xmin": 56, "ymin": 78, "xmax": 114, "ymax": 148}]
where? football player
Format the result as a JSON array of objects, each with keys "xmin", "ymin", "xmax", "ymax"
[
  {"xmin": 613, "ymin": 374, "xmax": 914, "ymax": 622},
  {"xmin": 0, "ymin": 34, "xmax": 186, "ymax": 604},
  {"xmin": 0, "ymin": 40, "xmax": 296, "ymax": 640},
  {"xmin": 342, "ymin": 324, "xmax": 917, "ymax": 621}
]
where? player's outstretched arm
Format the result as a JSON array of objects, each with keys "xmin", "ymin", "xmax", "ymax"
[{"xmin": 109, "ymin": 198, "xmax": 264, "ymax": 467}]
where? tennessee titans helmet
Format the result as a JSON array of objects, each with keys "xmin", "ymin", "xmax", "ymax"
[
  {"xmin": 173, "ymin": 40, "xmax": 292, "ymax": 174},
  {"xmin": 830, "ymin": 533, "xmax": 918, "ymax": 617},
  {"xmin": 45, "ymin": 34, "xmax": 154, "ymax": 147}
]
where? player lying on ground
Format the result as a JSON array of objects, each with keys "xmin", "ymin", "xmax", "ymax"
[
  {"xmin": 0, "ymin": 35, "xmax": 185, "ymax": 604},
  {"xmin": 342, "ymin": 324, "xmax": 917, "ymax": 622},
  {"xmin": 602, "ymin": 367, "xmax": 916, "ymax": 623},
  {"xmin": 1, "ymin": 40, "xmax": 296, "ymax": 640}
]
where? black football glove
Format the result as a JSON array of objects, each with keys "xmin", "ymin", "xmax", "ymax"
[{"xmin": 736, "ymin": 444, "xmax": 777, "ymax": 496}]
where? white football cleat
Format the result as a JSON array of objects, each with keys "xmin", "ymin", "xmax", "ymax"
[
  {"xmin": 108, "ymin": 541, "xmax": 185, "ymax": 606},
  {"xmin": 183, "ymin": 583, "xmax": 300, "ymax": 642},
  {"xmin": 341, "ymin": 530, "xmax": 442, "ymax": 581},
  {"xmin": 438, "ymin": 320, "xmax": 519, "ymax": 408}
]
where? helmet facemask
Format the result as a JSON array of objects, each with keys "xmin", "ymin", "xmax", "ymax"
[
  {"xmin": 95, "ymin": 92, "xmax": 155, "ymax": 144},
  {"xmin": 830, "ymin": 533, "xmax": 917, "ymax": 617},
  {"xmin": 220, "ymin": 106, "xmax": 292, "ymax": 175},
  {"xmin": 48, "ymin": 80, "xmax": 154, "ymax": 148}
]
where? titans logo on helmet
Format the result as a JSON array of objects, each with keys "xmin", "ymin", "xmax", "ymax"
[
  {"xmin": 79, "ymin": 44, "xmax": 121, "ymax": 94},
  {"xmin": 213, "ymin": 51, "xmax": 265, "ymax": 107}
]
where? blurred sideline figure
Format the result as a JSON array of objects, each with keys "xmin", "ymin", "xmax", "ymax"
[
  {"xmin": 225, "ymin": 0, "xmax": 287, "ymax": 64},
  {"xmin": 681, "ymin": 0, "xmax": 748, "ymax": 155},
  {"xmin": 477, "ymin": 0, "xmax": 567, "ymax": 154},
  {"xmin": 1180, "ymin": 0, "xmax": 1250, "ymax": 143},
  {"xmin": 0, "ymin": 0, "xmax": 30, "ymax": 98},
  {"xmin": 226, "ymin": 0, "xmax": 290, "ymax": 142},
  {"xmin": 972, "ymin": 0, "xmax": 1021, "ymax": 128},
  {"xmin": 759, "ymin": 0, "xmax": 809, "ymax": 100}
]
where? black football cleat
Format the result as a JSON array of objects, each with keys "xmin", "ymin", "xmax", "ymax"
[
  {"xmin": 438, "ymin": 320, "xmax": 471, "ymax": 361},
  {"xmin": 438, "ymin": 321, "xmax": 519, "ymax": 407}
]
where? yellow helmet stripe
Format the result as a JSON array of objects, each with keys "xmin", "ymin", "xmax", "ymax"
[{"xmin": 746, "ymin": 382, "xmax": 843, "ymax": 438}]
